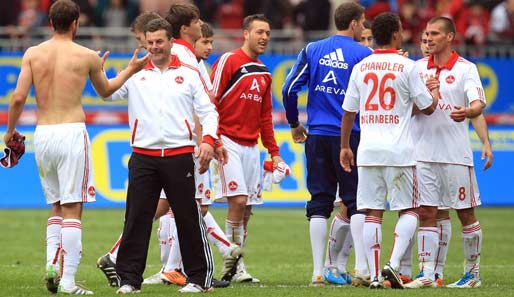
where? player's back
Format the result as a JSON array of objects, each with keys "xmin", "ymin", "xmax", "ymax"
[
  {"xmin": 346, "ymin": 50, "xmax": 427, "ymax": 166},
  {"xmin": 28, "ymin": 38, "xmax": 95, "ymax": 125}
]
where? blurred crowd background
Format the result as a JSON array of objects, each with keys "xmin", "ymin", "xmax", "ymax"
[{"xmin": 0, "ymin": 0, "xmax": 514, "ymax": 57}]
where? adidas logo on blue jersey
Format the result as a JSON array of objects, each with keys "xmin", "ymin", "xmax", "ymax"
[{"xmin": 318, "ymin": 48, "xmax": 349, "ymax": 69}]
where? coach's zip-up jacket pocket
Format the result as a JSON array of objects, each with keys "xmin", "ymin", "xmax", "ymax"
[
  {"xmin": 131, "ymin": 118, "xmax": 139, "ymax": 145},
  {"xmin": 184, "ymin": 119, "xmax": 193, "ymax": 140}
]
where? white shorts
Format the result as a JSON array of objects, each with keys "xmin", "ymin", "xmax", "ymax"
[
  {"xmin": 417, "ymin": 162, "xmax": 481, "ymax": 209},
  {"xmin": 195, "ymin": 168, "xmax": 212, "ymax": 206},
  {"xmin": 34, "ymin": 123, "xmax": 96, "ymax": 205},
  {"xmin": 211, "ymin": 135, "xmax": 262, "ymax": 205},
  {"xmin": 357, "ymin": 166, "xmax": 419, "ymax": 211}
]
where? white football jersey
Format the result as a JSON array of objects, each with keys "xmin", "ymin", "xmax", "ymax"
[
  {"xmin": 413, "ymin": 51, "xmax": 486, "ymax": 166},
  {"xmin": 172, "ymin": 40, "xmax": 213, "ymax": 91},
  {"xmin": 343, "ymin": 49, "xmax": 433, "ymax": 166}
]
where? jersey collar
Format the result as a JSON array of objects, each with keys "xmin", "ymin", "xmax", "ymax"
[
  {"xmin": 372, "ymin": 48, "xmax": 398, "ymax": 54},
  {"xmin": 143, "ymin": 54, "xmax": 181, "ymax": 70},
  {"xmin": 174, "ymin": 38, "xmax": 195, "ymax": 54},
  {"xmin": 427, "ymin": 50, "xmax": 459, "ymax": 70}
]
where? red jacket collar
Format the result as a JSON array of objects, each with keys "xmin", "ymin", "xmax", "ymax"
[
  {"xmin": 143, "ymin": 54, "xmax": 181, "ymax": 70},
  {"xmin": 174, "ymin": 38, "xmax": 195, "ymax": 54},
  {"xmin": 372, "ymin": 48, "xmax": 398, "ymax": 54},
  {"xmin": 427, "ymin": 50, "xmax": 459, "ymax": 70}
]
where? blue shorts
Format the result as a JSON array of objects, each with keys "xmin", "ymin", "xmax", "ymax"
[{"xmin": 305, "ymin": 133, "xmax": 360, "ymax": 219}]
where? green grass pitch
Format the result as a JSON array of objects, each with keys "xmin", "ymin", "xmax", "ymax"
[{"xmin": 1, "ymin": 207, "xmax": 513, "ymax": 296}]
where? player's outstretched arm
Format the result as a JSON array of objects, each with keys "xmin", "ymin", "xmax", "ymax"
[
  {"xmin": 90, "ymin": 48, "xmax": 150, "ymax": 98},
  {"xmin": 470, "ymin": 114, "xmax": 493, "ymax": 170},
  {"xmin": 4, "ymin": 48, "xmax": 34, "ymax": 144}
]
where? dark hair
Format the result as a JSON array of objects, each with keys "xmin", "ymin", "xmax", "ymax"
[
  {"xmin": 371, "ymin": 12, "xmax": 400, "ymax": 46},
  {"xmin": 427, "ymin": 16, "xmax": 456, "ymax": 35},
  {"xmin": 165, "ymin": 3, "xmax": 200, "ymax": 39},
  {"xmin": 49, "ymin": 0, "xmax": 80, "ymax": 33},
  {"xmin": 131, "ymin": 11, "xmax": 161, "ymax": 33},
  {"xmin": 334, "ymin": 2, "xmax": 365, "ymax": 31},
  {"xmin": 242, "ymin": 14, "xmax": 270, "ymax": 31},
  {"xmin": 145, "ymin": 18, "xmax": 173, "ymax": 40},
  {"xmin": 363, "ymin": 20, "xmax": 371, "ymax": 30},
  {"xmin": 200, "ymin": 22, "xmax": 214, "ymax": 38}
]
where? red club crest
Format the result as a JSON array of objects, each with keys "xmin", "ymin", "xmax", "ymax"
[
  {"xmin": 445, "ymin": 75, "xmax": 455, "ymax": 84},
  {"xmin": 88, "ymin": 186, "xmax": 96, "ymax": 197},
  {"xmin": 228, "ymin": 181, "xmax": 238, "ymax": 191},
  {"xmin": 175, "ymin": 76, "xmax": 184, "ymax": 84}
]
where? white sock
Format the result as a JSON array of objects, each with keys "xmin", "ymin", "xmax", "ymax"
[
  {"xmin": 400, "ymin": 230, "xmax": 415, "ymax": 277},
  {"xmin": 462, "ymin": 221, "xmax": 482, "ymax": 277},
  {"xmin": 351, "ymin": 213, "xmax": 369, "ymax": 275},
  {"xmin": 310, "ymin": 217, "xmax": 327, "ymax": 277},
  {"xmin": 363, "ymin": 216, "xmax": 382, "ymax": 280},
  {"xmin": 389, "ymin": 211, "xmax": 418, "ymax": 270},
  {"xmin": 417, "ymin": 227, "xmax": 438, "ymax": 280},
  {"xmin": 324, "ymin": 213, "xmax": 350, "ymax": 269},
  {"xmin": 158, "ymin": 214, "xmax": 172, "ymax": 266},
  {"xmin": 337, "ymin": 231, "xmax": 353, "ymax": 273},
  {"xmin": 204, "ymin": 211, "xmax": 232, "ymax": 257},
  {"xmin": 434, "ymin": 218, "xmax": 451, "ymax": 278},
  {"xmin": 107, "ymin": 234, "xmax": 122, "ymax": 264},
  {"xmin": 60, "ymin": 219, "xmax": 82, "ymax": 289},
  {"xmin": 164, "ymin": 228, "xmax": 182, "ymax": 272},
  {"xmin": 46, "ymin": 216, "xmax": 62, "ymax": 269},
  {"xmin": 225, "ymin": 219, "xmax": 244, "ymax": 246}
]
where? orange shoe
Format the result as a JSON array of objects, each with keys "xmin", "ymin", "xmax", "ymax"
[
  {"xmin": 160, "ymin": 270, "xmax": 187, "ymax": 286},
  {"xmin": 400, "ymin": 274, "xmax": 413, "ymax": 284},
  {"xmin": 435, "ymin": 277, "xmax": 444, "ymax": 287}
]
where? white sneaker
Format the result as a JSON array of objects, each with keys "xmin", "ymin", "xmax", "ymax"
[
  {"xmin": 447, "ymin": 272, "xmax": 481, "ymax": 288},
  {"xmin": 220, "ymin": 246, "xmax": 243, "ymax": 281},
  {"xmin": 58, "ymin": 285, "xmax": 94, "ymax": 295},
  {"xmin": 142, "ymin": 272, "xmax": 165, "ymax": 285},
  {"xmin": 116, "ymin": 285, "xmax": 141, "ymax": 294},
  {"xmin": 310, "ymin": 275, "xmax": 324, "ymax": 287},
  {"xmin": 404, "ymin": 276, "xmax": 437, "ymax": 289},
  {"xmin": 351, "ymin": 269, "xmax": 371, "ymax": 287},
  {"xmin": 178, "ymin": 283, "xmax": 213, "ymax": 293},
  {"xmin": 232, "ymin": 269, "xmax": 260, "ymax": 283}
]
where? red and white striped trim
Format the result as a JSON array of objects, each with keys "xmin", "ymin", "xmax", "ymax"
[{"xmin": 81, "ymin": 131, "xmax": 90, "ymax": 202}]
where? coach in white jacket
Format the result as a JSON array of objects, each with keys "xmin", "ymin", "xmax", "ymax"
[{"xmin": 102, "ymin": 18, "xmax": 222, "ymax": 293}]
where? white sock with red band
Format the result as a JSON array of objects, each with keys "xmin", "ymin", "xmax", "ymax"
[
  {"xmin": 324, "ymin": 213, "xmax": 350, "ymax": 269},
  {"xmin": 46, "ymin": 216, "xmax": 62, "ymax": 268},
  {"xmin": 462, "ymin": 221, "xmax": 482, "ymax": 277},
  {"xmin": 363, "ymin": 216, "xmax": 382, "ymax": 280},
  {"xmin": 60, "ymin": 219, "xmax": 82, "ymax": 289},
  {"xmin": 389, "ymin": 211, "xmax": 418, "ymax": 270},
  {"xmin": 435, "ymin": 218, "xmax": 451, "ymax": 278},
  {"xmin": 417, "ymin": 227, "xmax": 438, "ymax": 280},
  {"xmin": 204, "ymin": 211, "xmax": 232, "ymax": 257}
]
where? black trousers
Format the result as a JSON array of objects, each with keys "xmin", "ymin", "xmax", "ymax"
[{"xmin": 116, "ymin": 152, "xmax": 214, "ymax": 289}]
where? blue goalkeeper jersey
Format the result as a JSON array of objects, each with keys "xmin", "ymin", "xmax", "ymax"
[{"xmin": 282, "ymin": 35, "xmax": 372, "ymax": 136}]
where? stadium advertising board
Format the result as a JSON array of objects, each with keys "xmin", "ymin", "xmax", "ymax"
[
  {"xmin": 0, "ymin": 125, "xmax": 513, "ymax": 208},
  {"xmin": 0, "ymin": 53, "xmax": 512, "ymax": 114}
]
